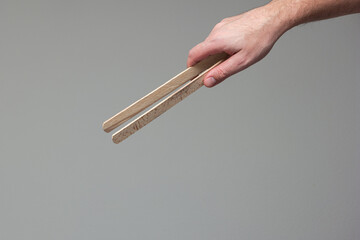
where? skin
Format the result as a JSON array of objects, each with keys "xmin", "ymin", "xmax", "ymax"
[{"xmin": 187, "ymin": 0, "xmax": 360, "ymax": 87}]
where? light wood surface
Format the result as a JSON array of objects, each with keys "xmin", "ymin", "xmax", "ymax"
[
  {"xmin": 102, "ymin": 52, "xmax": 228, "ymax": 132},
  {"xmin": 111, "ymin": 60, "xmax": 224, "ymax": 144}
]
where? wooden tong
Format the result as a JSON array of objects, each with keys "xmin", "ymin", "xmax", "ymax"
[{"xmin": 102, "ymin": 52, "xmax": 228, "ymax": 143}]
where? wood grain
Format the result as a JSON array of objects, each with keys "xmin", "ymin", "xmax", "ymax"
[
  {"xmin": 112, "ymin": 60, "xmax": 224, "ymax": 144},
  {"xmin": 102, "ymin": 52, "xmax": 228, "ymax": 132}
]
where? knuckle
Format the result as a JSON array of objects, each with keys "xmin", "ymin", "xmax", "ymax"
[
  {"xmin": 214, "ymin": 23, "xmax": 222, "ymax": 29},
  {"xmin": 236, "ymin": 57, "xmax": 246, "ymax": 67},
  {"xmin": 188, "ymin": 49, "xmax": 195, "ymax": 58},
  {"xmin": 214, "ymin": 18, "xmax": 229, "ymax": 29},
  {"xmin": 222, "ymin": 17, "xmax": 233, "ymax": 24},
  {"xmin": 207, "ymin": 37, "xmax": 216, "ymax": 44},
  {"xmin": 220, "ymin": 18, "xmax": 228, "ymax": 23},
  {"xmin": 188, "ymin": 49, "xmax": 193, "ymax": 57},
  {"xmin": 208, "ymin": 36, "xmax": 222, "ymax": 45},
  {"xmin": 214, "ymin": 66, "xmax": 228, "ymax": 79},
  {"xmin": 243, "ymin": 57, "xmax": 251, "ymax": 66},
  {"xmin": 224, "ymin": 47, "xmax": 238, "ymax": 56},
  {"xmin": 239, "ymin": 53, "xmax": 251, "ymax": 66},
  {"xmin": 234, "ymin": 54, "xmax": 251, "ymax": 72}
]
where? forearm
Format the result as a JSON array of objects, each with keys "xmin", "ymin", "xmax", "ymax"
[{"xmin": 266, "ymin": 0, "xmax": 360, "ymax": 32}]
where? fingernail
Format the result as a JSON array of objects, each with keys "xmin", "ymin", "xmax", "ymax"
[{"xmin": 204, "ymin": 77, "xmax": 217, "ymax": 87}]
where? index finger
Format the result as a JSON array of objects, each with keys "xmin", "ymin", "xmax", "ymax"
[{"xmin": 187, "ymin": 41, "xmax": 224, "ymax": 67}]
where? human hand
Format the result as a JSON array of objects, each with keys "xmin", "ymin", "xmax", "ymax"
[{"xmin": 187, "ymin": 4, "xmax": 289, "ymax": 87}]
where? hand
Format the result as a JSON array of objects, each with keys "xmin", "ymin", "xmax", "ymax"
[{"xmin": 187, "ymin": 5, "xmax": 288, "ymax": 87}]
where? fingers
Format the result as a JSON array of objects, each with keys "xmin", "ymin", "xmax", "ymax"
[
  {"xmin": 187, "ymin": 41, "xmax": 224, "ymax": 67},
  {"xmin": 203, "ymin": 52, "xmax": 249, "ymax": 87}
]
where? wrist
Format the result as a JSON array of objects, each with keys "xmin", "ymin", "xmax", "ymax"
[{"xmin": 262, "ymin": 0, "xmax": 299, "ymax": 36}]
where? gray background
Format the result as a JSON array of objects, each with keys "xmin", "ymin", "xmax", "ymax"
[{"xmin": 1, "ymin": 0, "xmax": 359, "ymax": 239}]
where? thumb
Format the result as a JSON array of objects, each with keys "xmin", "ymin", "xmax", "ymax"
[{"xmin": 203, "ymin": 52, "xmax": 247, "ymax": 87}]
